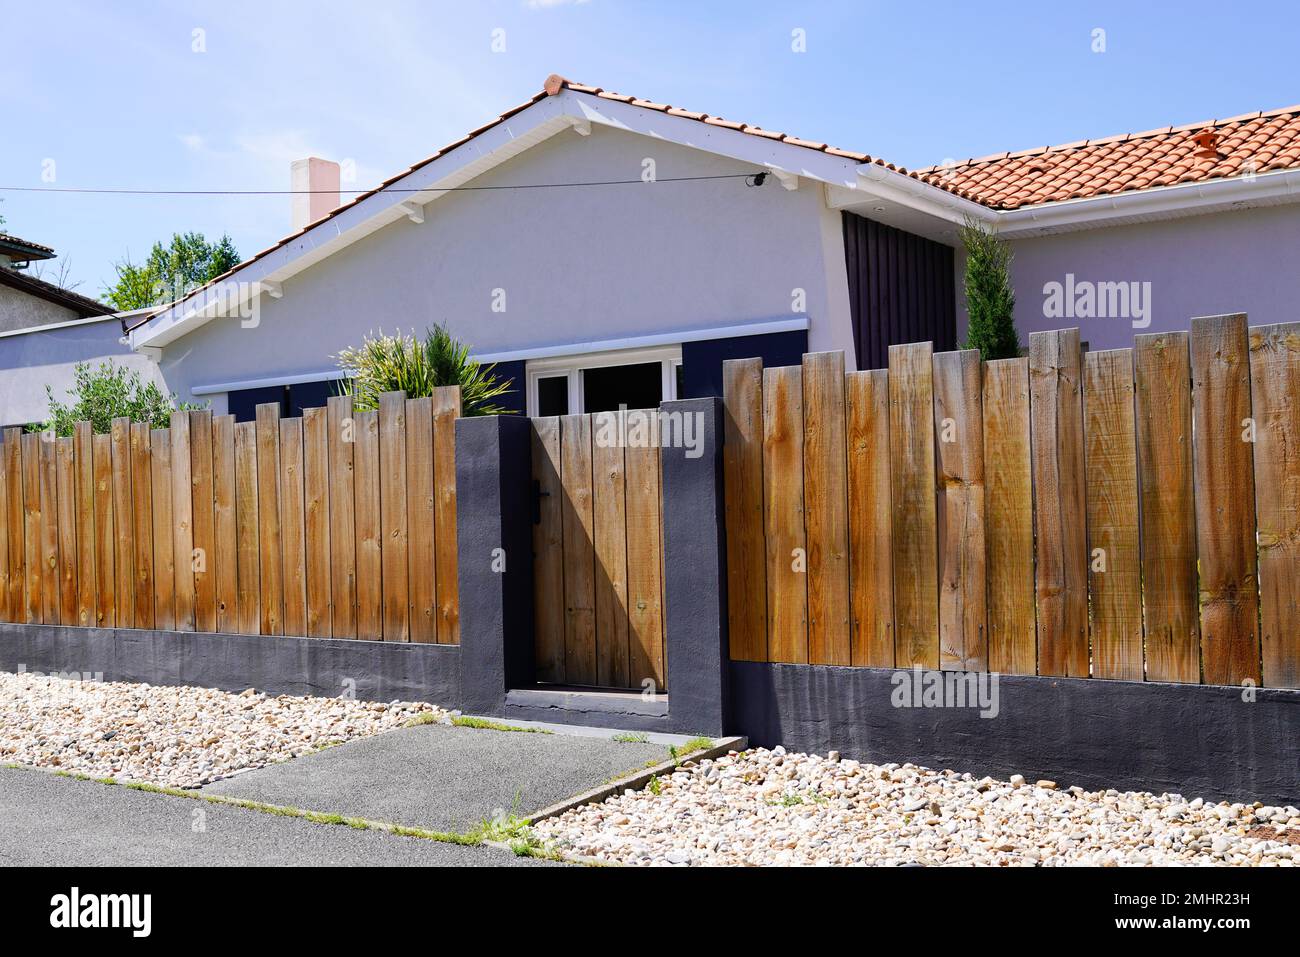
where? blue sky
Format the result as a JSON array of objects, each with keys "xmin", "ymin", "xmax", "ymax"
[{"xmin": 3, "ymin": 0, "xmax": 1299, "ymax": 298}]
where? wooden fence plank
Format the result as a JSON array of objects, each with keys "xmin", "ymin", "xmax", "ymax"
[
  {"xmin": 129, "ymin": 423, "xmax": 154, "ymax": 629},
  {"xmin": 763, "ymin": 365, "xmax": 809, "ymax": 664},
  {"xmin": 150, "ymin": 429, "xmax": 175, "ymax": 630},
  {"xmin": 110, "ymin": 418, "xmax": 136, "ymax": 628},
  {"xmin": 1249, "ymin": 322, "xmax": 1300, "ymax": 689},
  {"xmin": 933, "ymin": 349, "xmax": 987, "ymax": 671},
  {"xmin": 55, "ymin": 439, "xmax": 77, "ymax": 629},
  {"xmin": 234, "ymin": 422, "xmax": 261, "ymax": 635},
  {"xmin": 888, "ymin": 343, "xmax": 938, "ymax": 668},
  {"xmin": 560, "ymin": 413, "xmax": 597, "ymax": 683},
  {"xmin": 624, "ymin": 409, "xmax": 665, "ymax": 692},
  {"xmin": 353, "ymin": 409, "xmax": 382, "ymax": 641},
  {"xmin": 303, "ymin": 407, "xmax": 332, "ymax": 638},
  {"xmin": 432, "ymin": 387, "xmax": 460, "ymax": 645},
  {"xmin": 5, "ymin": 429, "xmax": 24, "ymax": 621},
  {"xmin": 802, "ymin": 351, "xmax": 851, "ymax": 666},
  {"xmin": 403, "ymin": 399, "xmax": 434, "ymax": 643},
  {"xmin": 22, "ymin": 433, "xmax": 42, "ymax": 623},
  {"xmin": 39, "ymin": 436, "xmax": 59, "ymax": 624},
  {"xmin": 982, "ymin": 358, "xmax": 1036, "ymax": 675},
  {"xmin": 92, "ymin": 433, "xmax": 115, "ymax": 628},
  {"xmin": 1083, "ymin": 349, "xmax": 1143, "ymax": 680},
  {"xmin": 592, "ymin": 410, "xmax": 630, "ymax": 687},
  {"xmin": 531, "ymin": 416, "xmax": 565, "ymax": 682},
  {"xmin": 378, "ymin": 393, "xmax": 409, "ymax": 643},
  {"xmin": 1190, "ymin": 313, "xmax": 1260, "ymax": 686},
  {"xmin": 1028, "ymin": 329, "xmax": 1089, "ymax": 677},
  {"xmin": 212, "ymin": 415, "xmax": 238, "ymax": 633},
  {"xmin": 1134, "ymin": 332, "xmax": 1199, "ymax": 683},
  {"xmin": 722, "ymin": 357, "xmax": 768, "ymax": 662},
  {"xmin": 189, "ymin": 411, "xmax": 216, "ymax": 632},
  {"xmin": 73, "ymin": 423, "xmax": 95, "ymax": 627},
  {"xmin": 0, "ymin": 436, "xmax": 9, "ymax": 622},
  {"xmin": 170, "ymin": 411, "xmax": 195, "ymax": 632},
  {"xmin": 255, "ymin": 403, "xmax": 284, "ymax": 636},
  {"xmin": 280, "ymin": 417, "xmax": 308, "ymax": 638},
  {"xmin": 327, "ymin": 396, "xmax": 357, "ymax": 638},
  {"xmin": 846, "ymin": 369, "xmax": 894, "ymax": 668},
  {"xmin": 56, "ymin": 437, "xmax": 78, "ymax": 625}
]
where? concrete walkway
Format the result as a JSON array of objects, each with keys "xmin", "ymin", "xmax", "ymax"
[
  {"xmin": 0, "ymin": 767, "xmax": 548, "ymax": 867},
  {"xmin": 0, "ymin": 721, "xmax": 674, "ymax": 866},
  {"xmin": 200, "ymin": 721, "xmax": 670, "ymax": 831}
]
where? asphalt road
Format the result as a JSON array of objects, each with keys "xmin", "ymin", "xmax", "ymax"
[
  {"xmin": 201, "ymin": 722, "xmax": 669, "ymax": 831},
  {"xmin": 0, "ymin": 767, "xmax": 549, "ymax": 867}
]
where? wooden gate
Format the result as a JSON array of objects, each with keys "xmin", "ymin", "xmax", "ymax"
[{"xmin": 530, "ymin": 409, "xmax": 666, "ymax": 692}]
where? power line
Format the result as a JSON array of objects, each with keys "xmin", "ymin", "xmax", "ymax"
[{"xmin": 0, "ymin": 172, "xmax": 767, "ymax": 197}]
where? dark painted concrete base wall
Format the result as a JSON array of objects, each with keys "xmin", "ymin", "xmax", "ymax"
[
  {"xmin": 0, "ymin": 623, "xmax": 461, "ymax": 707},
  {"xmin": 730, "ymin": 661, "xmax": 1300, "ymax": 807}
]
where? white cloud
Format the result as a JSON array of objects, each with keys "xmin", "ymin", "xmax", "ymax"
[{"xmin": 526, "ymin": 0, "xmax": 591, "ymax": 8}]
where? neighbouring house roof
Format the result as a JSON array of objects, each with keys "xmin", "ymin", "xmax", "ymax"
[
  {"xmin": 0, "ymin": 233, "xmax": 56, "ymax": 263},
  {"xmin": 913, "ymin": 106, "xmax": 1300, "ymax": 209},
  {"xmin": 125, "ymin": 74, "xmax": 1300, "ymax": 339},
  {"xmin": 0, "ymin": 266, "xmax": 111, "ymax": 319}
]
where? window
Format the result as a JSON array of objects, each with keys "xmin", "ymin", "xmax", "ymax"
[{"xmin": 525, "ymin": 346, "xmax": 681, "ymax": 416}]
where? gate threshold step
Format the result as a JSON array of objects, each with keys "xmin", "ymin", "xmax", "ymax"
[{"xmin": 504, "ymin": 685, "xmax": 669, "ymax": 719}]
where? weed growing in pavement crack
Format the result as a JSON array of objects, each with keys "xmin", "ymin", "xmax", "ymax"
[
  {"xmin": 668, "ymin": 736, "xmax": 713, "ymax": 765},
  {"xmin": 452, "ymin": 716, "xmax": 552, "ymax": 734}
]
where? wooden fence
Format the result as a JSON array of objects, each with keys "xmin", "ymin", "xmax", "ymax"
[
  {"xmin": 0, "ymin": 390, "xmax": 461, "ymax": 643},
  {"xmin": 723, "ymin": 313, "xmax": 1300, "ymax": 689},
  {"xmin": 531, "ymin": 409, "xmax": 666, "ymax": 692}
]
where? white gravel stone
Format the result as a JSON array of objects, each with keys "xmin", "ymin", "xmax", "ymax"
[
  {"xmin": 0, "ymin": 671, "xmax": 449, "ymax": 788},
  {"xmin": 534, "ymin": 748, "xmax": 1299, "ymax": 867}
]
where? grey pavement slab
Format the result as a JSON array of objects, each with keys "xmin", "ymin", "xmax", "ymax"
[
  {"xmin": 201, "ymin": 722, "xmax": 670, "ymax": 831},
  {"xmin": 0, "ymin": 767, "xmax": 548, "ymax": 867}
]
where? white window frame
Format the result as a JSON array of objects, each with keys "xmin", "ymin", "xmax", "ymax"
[{"xmin": 525, "ymin": 344, "xmax": 682, "ymax": 417}]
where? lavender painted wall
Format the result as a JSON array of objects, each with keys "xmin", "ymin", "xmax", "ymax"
[{"xmin": 956, "ymin": 203, "xmax": 1300, "ymax": 352}]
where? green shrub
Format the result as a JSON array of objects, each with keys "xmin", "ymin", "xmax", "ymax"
[
  {"xmin": 960, "ymin": 218, "xmax": 1020, "ymax": 361},
  {"xmin": 34, "ymin": 360, "xmax": 204, "ymax": 436},
  {"xmin": 335, "ymin": 325, "xmax": 514, "ymax": 416}
]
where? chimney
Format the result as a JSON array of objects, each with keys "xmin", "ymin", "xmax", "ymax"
[{"xmin": 291, "ymin": 157, "xmax": 341, "ymax": 231}]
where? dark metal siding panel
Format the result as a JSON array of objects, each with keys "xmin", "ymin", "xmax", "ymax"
[
  {"xmin": 841, "ymin": 212, "xmax": 956, "ymax": 370},
  {"xmin": 680, "ymin": 330, "xmax": 809, "ymax": 399}
]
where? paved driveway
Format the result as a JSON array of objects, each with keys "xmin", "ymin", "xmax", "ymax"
[
  {"xmin": 200, "ymin": 722, "xmax": 669, "ymax": 831},
  {"xmin": 0, "ymin": 767, "xmax": 548, "ymax": 867},
  {"xmin": 0, "ymin": 721, "xmax": 674, "ymax": 866}
]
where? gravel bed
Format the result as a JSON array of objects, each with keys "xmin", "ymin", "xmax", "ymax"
[
  {"xmin": 0, "ymin": 671, "xmax": 450, "ymax": 788},
  {"xmin": 534, "ymin": 747, "xmax": 1299, "ymax": 866}
]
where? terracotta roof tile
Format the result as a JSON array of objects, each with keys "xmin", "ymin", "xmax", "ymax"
[{"xmin": 923, "ymin": 104, "xmax": 1300, "ymax": 209}]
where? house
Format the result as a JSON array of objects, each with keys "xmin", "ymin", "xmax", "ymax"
[
  {"xmin": 122, "ymin": 76, "xmax": 1300, "ymax": 419},
  {"xmin": 0, "ymin": 234, "xmax": 156, "ymax": 428}
]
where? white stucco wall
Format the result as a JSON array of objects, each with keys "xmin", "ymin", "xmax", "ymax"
[
  {"xmin": 155, "ymin": 124, "xmax": 856, "ymax": 409},
  {"xmin": 0, "ymin": 284, "xmax": 81, "ymax": 333},
  {"xmin": 0, "ymin": 318, "xmax": 165, "ymax": 427},
  {"xmin": 956, "ymin": 203, "xmax": 1300, "ymax": 353}
]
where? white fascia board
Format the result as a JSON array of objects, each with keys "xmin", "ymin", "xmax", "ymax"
[
  {"xmin": 191, "ymin": 369, "xmax": 348, "ymax": 396},
  {"xmin": 471, "ymin": 316, "xmax": 810, "ymax": 365},
  {"xmin": 851, "ymin": 164, "xmax": 997, "ymax": 226},
  {"xmin": 130, "ymin": 95, "xmax": 573, "ymax": 352},
  {"xmin": 0, "ymin": 312, "xmax": 120, "ymax": 339},
  {"xmin": 995, "ymin": 167, "xmax": 1300, "ymax": 236}
]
